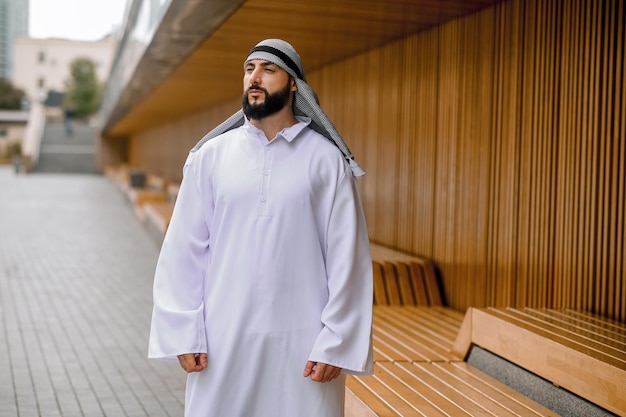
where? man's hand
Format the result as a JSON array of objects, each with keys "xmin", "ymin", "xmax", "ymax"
[
  {"xmin": 178, "ymin": 353, "xmax": 208, "ymax": 373},
  {"xmin": 303, "ymin": 361, "xmax": 342, "ymax": 383}
]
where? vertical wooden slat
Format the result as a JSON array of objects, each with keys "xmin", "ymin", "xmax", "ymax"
[
  {"xmin": 589, "ymin": 0, "xmax": 602, "ymax": 316},
  {"xmin": 516, "ymin": 0, "xmax": 534, "ymax": 308},
  {"xmin": 556, "ymin": 0, "xmax": 571, "ymax": 310},
  {"xmin": 617, "ymin": 0, "xmax": 625, "ymax": 321},
  {"xmin": 376, "ymin": 44, "xmax": 401, "ymax": 247},
  {"xmin": 397, "ymin": 36, "xmax": 416, "ymax": 252},
  {"xmin": 597, "ymin": 0, "xmax": 610, "ymax": 317},
  {"xmin": 609, "ymin": 0, "xmax": 624, "ymax": 321},
  {"xmin": 573, "ymin": 2, "xmax": 591, "ymax": 309},
  {"xmin": 433, "ymin": 17, "xmax": 460, "ymax": 307}
]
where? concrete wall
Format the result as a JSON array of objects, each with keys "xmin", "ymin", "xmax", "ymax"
[{"xmin": 12, "ymin": 36, "xmax": 117, "ymax": 103}]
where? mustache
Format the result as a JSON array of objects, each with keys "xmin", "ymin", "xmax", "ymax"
[{"xmin": 247, "ymin": 84, "xmax": 268, "ymax": 94}]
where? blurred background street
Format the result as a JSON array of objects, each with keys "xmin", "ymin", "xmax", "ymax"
[{"xmin": 0, "ymin": 166, "xmax": 186, "ymax": 416}]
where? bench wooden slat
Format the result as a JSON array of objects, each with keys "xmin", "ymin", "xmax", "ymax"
[
  {"xmin": 410, "ymin": 260, "xmax": 442, "ymax": 306},
  {"xmin": 374, "ymin": 307, "xmax": 462, "ymax": 360},
  {"xmin": 397, "ymin": 362, "xmax": 559, "ymax": 416},
  {"xmin": 377, "ymin": 362, "xmax": 480, "ymax": 416},
  {"xmin": 372, "ymin": 261, "xmax": 388, "ymax": 305},
  {"xmin": 373, "ymin": 318, "xmax": 456, "ymax": 362},
  {"xmin": 485, "ymin": 308, "xmax": 626, "ymax": 366},
  {"xmin": 394, "ymin": 262, "xmax": 417, "ymax": 305},
  {"xmin": 370, "ymin": 243, "xmax": 443, "ymax": 307},
  {"xmin": 428, "ymin": 305, "xmax": 467, "ymax": 320},
  {"xmin": 559, "ymin": 309, "xmax": 626, "ymax": 336},
  {"xmin": 405, "ymin": 262, "xmax": 429, "ymax": 306},
  {"xmin": 409, "ymin": 362, "xmax": 502, "ymax": 415},
  {"xmin": 372, "ymin": 335, "xmax": 416, "ymax": 362},
  {"xmin": 352, "ymin": 368, "xmax": 429, "ymax": 416},
  {"xmin": 520, "ymin": 308, "xmax": 626, "ymax": 351},
  {"xmin": 369, "ymin": 364, "xmax": 468, "ymax": 416},
  {"xmin": 452, "ymin": 307, "xmax": 626, "ymax": 415},
  {"xmin": 441, "ymin": 362, "xmax": 560, "ymax": 416},
  {"xmin": 387, "ymin": 306, "xmax": 465, "ymax": 338},
  {"xmin": 345, "ymin": 375, "xmax": 400, "ymax": 417},
  {"xmin": 144, "ymin": 202, "xmax": 175, "ymax": 235},
  {"xmin": 384, "ymin": 262, "xmax": 403, "ymax": 305}
]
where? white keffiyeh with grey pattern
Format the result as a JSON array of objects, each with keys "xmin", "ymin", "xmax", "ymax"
[{"xmin": 191, "ymin": 38, "xmax": 365, "ymax": 177}]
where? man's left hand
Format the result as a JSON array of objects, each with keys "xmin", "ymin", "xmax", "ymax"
[{"xmin": 303, "ymin": 361, "xmax": 342, "ymax": 383}]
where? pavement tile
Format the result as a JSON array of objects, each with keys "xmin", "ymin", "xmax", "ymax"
[{"xmin": 0, "ymin": 167, "xmax": 186, "ymax": 417}]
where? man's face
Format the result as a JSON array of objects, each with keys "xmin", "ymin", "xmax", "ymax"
[{"xmin": 242, "ymin": 59, "xmax": 294, "ymax": 120}]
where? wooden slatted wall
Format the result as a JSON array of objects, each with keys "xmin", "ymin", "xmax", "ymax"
[
  {"xmin": 127, "ymin": 0, "xmax": 624, "ymax": 321},
  {"xmin": 309, "ymin": 0, "xmax": 625, "ymax": 321}
]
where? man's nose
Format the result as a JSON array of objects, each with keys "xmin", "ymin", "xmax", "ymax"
[{"xmin": 249, "ymin": 68, "xmax": 262, "ymax": 85}]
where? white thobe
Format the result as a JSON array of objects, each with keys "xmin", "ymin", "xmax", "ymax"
[{"xmin": 148, "ymin": 117, "xmax": 373, "ymax": 417}]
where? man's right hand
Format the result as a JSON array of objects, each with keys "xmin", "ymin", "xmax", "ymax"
[{"xmin": 178, "ymin": 353, "xmax": 208, "ymax": 373}]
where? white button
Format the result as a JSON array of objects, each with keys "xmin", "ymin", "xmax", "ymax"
[
  {"xmin": 263, "ymin": 170, "xmax": 269, "ymax": 176},
  {"xmin": 260, "ymin": 196, "xmax": 267, "ymax": 202}
]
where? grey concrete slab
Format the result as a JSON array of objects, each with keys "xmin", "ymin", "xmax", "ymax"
[{"xmin": 0, "ymin": 167, "xmax": 186, "ymax": 417}]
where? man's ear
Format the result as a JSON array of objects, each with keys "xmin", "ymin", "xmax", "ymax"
[{"xmin": 290, "ymin": 77, "xmax": 297, "ymax": 91}]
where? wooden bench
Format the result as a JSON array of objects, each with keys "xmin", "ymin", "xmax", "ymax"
[
  {"xmin": 345, "ymin": 244, "xmax": 558, "ymax": 416},
  {"xmin": 347, "ymin": 307, "xmax": 558, "ymax": 416},
  {"xmin": 452, "ymin": 307, "xmax": 626, "ymax": 415},
  {"xmin": 105, "ymin": 164, "xmax": 131, "ymax": 192},
  {"xmin": 126, "ymin": 173, "xmax": 169, "ymax": 221},
  {"xmin": 105, "ymin": 166, "xmax": 180, "ymax": 243},
  {"xmin": 143, "ymin": 183, "xmax": 180, "ymax": 241},
  {"xmin": 370, "ymin": 243, "xmax": 442, "ymax": 306},
  {"xmin": 346, "ymin": 360, "xmax": 558, "ymax": 416}
]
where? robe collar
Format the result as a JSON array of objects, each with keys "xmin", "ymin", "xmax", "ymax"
[{"xmin": 243, "ymin": 116, "xmax": 311, "ymax": 143}]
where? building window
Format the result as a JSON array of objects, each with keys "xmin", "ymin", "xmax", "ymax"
[
  {"xmin": 38, "ymin": 78, "xmax": 45, "ymax": 88},
  {"xmin": 38, "ymin": 50, "xmax": 46, "ymax": 63},
  {"xmin": 0, "ymin": 128, "xmax": 8, "ymax": 139}
]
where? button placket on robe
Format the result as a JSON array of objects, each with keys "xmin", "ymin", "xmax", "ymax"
[{"xmin": 259, "ymin": 145, "xmax": 272, "ymax": 217}]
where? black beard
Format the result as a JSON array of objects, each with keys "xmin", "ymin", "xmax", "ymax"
[{"xmin": 242, "ymin": 81, "xmax": 291, "ymax": 120}]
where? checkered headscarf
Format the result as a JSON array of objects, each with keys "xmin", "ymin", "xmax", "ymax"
[{"xmin": 191, "ymin": 39, "xmax": 364, "ymax": 177}]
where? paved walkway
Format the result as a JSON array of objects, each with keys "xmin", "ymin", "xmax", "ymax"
[{"xmin": 0, "ymin": 167, "xmax": 186, "ymax": 417}]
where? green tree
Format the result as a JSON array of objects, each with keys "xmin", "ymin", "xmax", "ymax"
[
  {"xmin": 64, "ymin": 57, "xmax": 102, "ymax": 117},
  {"xmin": 0, "ymin": 78, "xmax": 26, "ymax": 110}
]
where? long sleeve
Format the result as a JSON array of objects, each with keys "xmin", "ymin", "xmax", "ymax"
[
  {"xmin": 307, "ymin": 169, "xmax": 374, "ymax": 376},
  {"xmin": 148, "ymin": 152, "xmax": 211, "ymax": 360}
]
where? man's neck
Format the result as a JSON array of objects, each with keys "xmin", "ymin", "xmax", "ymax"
[{"xmin": 249, "ymin": 107, "xmax": 298, "ymax": 141}]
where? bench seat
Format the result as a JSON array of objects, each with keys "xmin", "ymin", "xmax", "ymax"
[
  {"xmin": 126, "ymin": 174, "xmax": 168, "ymax": 219},
  {"xmin": 370, "ymin": 243, "xmax": 442, "ymax": 306},
  {"xmin": 142, "ymin": 183, "xmax": 180, "ymax": 241},
  {"xmin": 143, "ymin": 201, "xmax": 175, "ymax": 236},
  {"xmin": 346, "ymin": 305, "xmax": 559, "ymax": 416},
  {"xmin": 452, "ymin": 307, "xmax": 626, "ymax": 415},
  {"xmin": 346, "ymin": 361, "xmax": 558, "ymax": 416},
  {"xmin": 373, "ymin": 306, "xmax": 463, "ymax": 362}
]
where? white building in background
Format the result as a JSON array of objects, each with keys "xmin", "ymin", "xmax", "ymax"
[
  {"xmin": 12, "ymin": 36, "xmax": 118, "ymax": 106},
  {"xmin": 0, "ymin": 0, "xmax": 29, "ymax": 80}
]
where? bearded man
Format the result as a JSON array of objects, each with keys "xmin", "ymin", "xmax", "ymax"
[{"xmin": 148, "ymin": 39, "xmax": 373, "ymax": 417}]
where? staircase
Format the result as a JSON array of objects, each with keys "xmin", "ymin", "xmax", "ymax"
[{"xmin": 35, "ymin": 121, "xmax": 99, "ymax": 174}]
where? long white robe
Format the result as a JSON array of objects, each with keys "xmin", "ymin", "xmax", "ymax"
[{"xmin": 148, "ymin": 117, "xmax": 373, "ymax": 417}]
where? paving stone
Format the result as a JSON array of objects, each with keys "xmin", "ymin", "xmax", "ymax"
[{"xmin": 0, "ymin": 167, "xmax": 186, "ymax": 416}]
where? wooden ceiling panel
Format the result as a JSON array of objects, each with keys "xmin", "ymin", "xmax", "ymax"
[{"xmin": 105, "ymin": 0, "xmax": 499, "ymax": 137}]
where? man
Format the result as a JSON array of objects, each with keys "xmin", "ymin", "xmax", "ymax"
[{"xmin": 149, "ymin": 39, "xmax": 373, "ymax": 417}]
